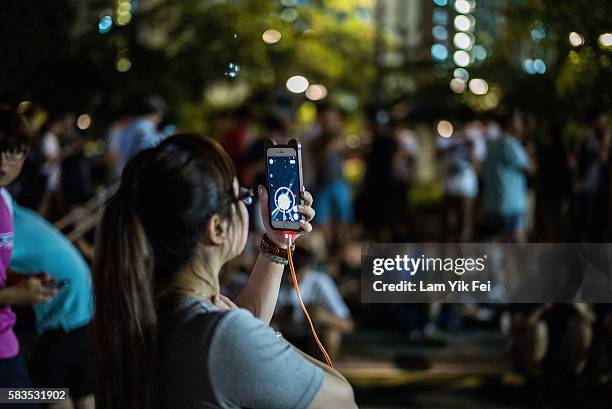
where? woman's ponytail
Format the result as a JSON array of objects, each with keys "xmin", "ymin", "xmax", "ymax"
[
  {"xmin": 92, "ymin": 190, "xmax": 157, "ymax": 409},
  {"xmin": 92, "ymin": 134, "xmax": 238, "ymax": 408}
]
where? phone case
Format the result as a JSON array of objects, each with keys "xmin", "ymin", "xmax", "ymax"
[{"xmin": 264, "ymin": 139, "xmax": 304, "ymax": 231}]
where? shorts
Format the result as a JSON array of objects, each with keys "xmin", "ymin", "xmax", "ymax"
[
  {"xmin": 485, "ymin": 212, "xmax": 526, "ymax": 236},
  {"xmin": 0, "ymin": 354, "xmax": 39, "ymax": 408},
  {"xmin": 29, "ymin": 324, "xmax": 92, "ymax": 399},
  {"xmin": 314, "ymin": 180, "xmax": 353, "ymax": 224}
]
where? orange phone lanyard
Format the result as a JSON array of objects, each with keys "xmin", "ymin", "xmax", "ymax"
[{"xmin": 287, "ymin": 246, "xmax": 334, "ymax": 368}]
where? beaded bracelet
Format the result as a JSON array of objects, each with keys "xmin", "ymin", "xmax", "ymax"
[{"xmin": 259, "ymin": 234, "xmax": 295, "ymax": 265}]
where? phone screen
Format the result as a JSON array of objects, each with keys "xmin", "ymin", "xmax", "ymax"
[{"xmin": 267, "ymin": 152, "xmax": 301, "ymax": 228}]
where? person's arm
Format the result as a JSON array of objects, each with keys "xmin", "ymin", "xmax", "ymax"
[
  {"xmin": 210, "ymin": 309, "xmax": 356, "ymax": 409},
  {"xmin": 311, "ymin": 305, "xmax": 354, "ymax": 333},
  {"xmin": 506, "ymin": 139, "xmax": 531, "ymax": 172},
  {"xmin": 234, "ymin": 187, "xmax": 315, "ymax": 324},
  {"xmin": 311, "ymin": 274, "xmax": 354, "ymax": 332},
  {"xmin": 234, "ymin": 253, "xmax": 285, "ymax": 324},
  {"xmin": 0, "ymin": 277, "xmax": 57, "ymax": 306},
  {"xmin": 291, "ymin": 346, "xmax": 357, "ymax": 409}
]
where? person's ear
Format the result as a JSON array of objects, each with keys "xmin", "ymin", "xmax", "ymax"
[{"xmin": 206, "ymin": 214, "xmax": 228, "ymax": 246}]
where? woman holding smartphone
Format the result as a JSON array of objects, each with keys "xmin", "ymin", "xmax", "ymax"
[{"xmin": 93, "ymin": 133, "xmax": 356, "ymax": 409}]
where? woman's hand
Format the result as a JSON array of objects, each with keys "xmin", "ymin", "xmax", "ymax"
[
  {"xmin": 258, "ymin": 185, "xmax": 315, "ymax": 248},
  {"xmin": 5, "ymin": 277, "xmax": 57, "ymax": 306}
]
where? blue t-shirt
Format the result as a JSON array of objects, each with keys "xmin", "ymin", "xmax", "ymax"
[
  {"xmin": 9, "ymin": 204, "xmax": 93, "ymax": 333},
  {"xmin": 482, "ymin": 135, "xmax": 529, "ymax": 215},
  {"xmin": 118, "ymin": 117, "xmax": 162, "ymax": 172}
]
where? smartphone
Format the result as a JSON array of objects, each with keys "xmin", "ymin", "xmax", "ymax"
[
  {"xmin": 265, "ymin": 139, "xmax": 304, "ymax": 231},
  {"xmin": 44, "ymin": 278, "xmax": 70, "ymax": 289}
]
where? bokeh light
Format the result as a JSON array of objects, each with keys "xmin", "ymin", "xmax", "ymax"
[
  {"xmin": 453, "ymin": 68, "xmax": 469, "ymax": 81},
  {"xmin": 433, "ymin": 9, "xmax": 448, "ymax": 25},
  {"xmin": 599, "ymin": 33, "xmax": 612, "ymax": 48},
  {"xmin": 262, "ymin": 29, "xmax": 282, "ymax": 44},
  {"xmin": 432, "ymin": 25, "xmax": 448, "ymax": 41},
  {"xmin": 454, "ymin": 15, "xmax": 472, "ymax": 31},
  {"xmin": 433, "ymin": 0, "xmax": 447, "ymax": 6},
  {"xmin": 345, "ymin": 134, "xmax": 361, "ymax": 149},
  {"xmin": 523, "ymin": 59, "xmax": 535, "ymax": 74},
  {"xmin": 450, "ymin": 78, "xmax": 467, "ymax": 93},
  {"xmin": 77, "ymin": 114, "xmax": 92, "ymax": 130},
  {"xmin": 454, "ymin": 0, "xmax": 471, "ymax": 14},
  {"xmin": 224, "ymin": 62, "xmax": 240, "ymax": 78},
  {"xmin": 473, "ymin": 45, "xmax": 487, "ymax": 61},
  {"xmin": 437, "ymin": 120, "xmax": 454, "ymax": 138},
  {"xmin": 280, "ymin": 8, "xmax": 298, "ymax": 22},
  {"xmin": 453, "ymin": 50, "xmax": 470, "ymax": 67},
  {"xmin": 98, "ymin": 16, "xmax": 112, "ymax": 34},
  {"xmin": 286, "ymin": 75, "xmax": 309, "ymax": 93},
  {"xmin": 339, "ymin": 94, "xmax": 358, "ymax": 111},
  {"xmin": 468, "ymin": 78, "xmax": 488, "ymax": 95},
  {"xmin": 305, "ymin": 84, "xmax": 327, "ymax": 101},
  {"xmin": 530, "ymin": 22, "xmax": 546, "ymax": 42},
  {"xmin": 454, "ymin": 32, "xmax": 473, "ymax": 50},
  {"xmin": 569, "ymin": 32, "xmax": 585, "ymax": 47},
  {"xmin": 431, "ymin": 44, "xmax": 448, "ymax": 61},
  {"xmin": 533, "ymin": 59, "xmax": 546, "ymax": 74},
  {"xmin": 116, "ymin": 57, "xmax": 132, "ymax": 72}
]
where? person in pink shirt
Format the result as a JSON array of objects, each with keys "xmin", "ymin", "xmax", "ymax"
[{"xmin": 0, "ymin": 106, "xmax": 56, "ymax": 393}]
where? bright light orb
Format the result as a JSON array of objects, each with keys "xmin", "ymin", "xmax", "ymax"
[
  {"xmin": 286, "ymin": 76, "xmax": 309, "ymax": 93},
  {"xmin": 98, "ymin": 16, "xmax": 113, "ymax": 34},
  {"xmin": 454, "ymin": 0, "xmax": 471, "ymax": 14},
  {"xmin": 453, "ymin": 68, "xmax": 469, "ymax": 81},
  {"xmin": 599, "ymin": 33, "xmax": 612, "ymax": 48},
  {"xmin": 431, "ymin": 44, "xmax": 449, "ymax": 61},
  {"xmin": 117, "ymin": 12, "xmax": 131, "ymax": 26},
  {"xmin": 473, "ymin": 45, "xmax": 487, "ymax": 61},
  {"xmin": 450, "ymin": 78, "xmax": 467, "ymax": 93},
  {"xmin": 262, "ymin": 29, "xmax": 282, "ymax": 44},
  {"xmin": 523, "ymin": 59, "xmax": 535, "ymax": 74},
  {"xmin": 432, "ymin": 25, "xmax": 448, "ymax": 41},
  {"xmin": 569, "ymin": 32, "xmax": 584, "ymax": 47},
  {"xmin": 453, "ymin": 50, "xmax": 471, "ymax": 67},
  {"xmin": 116, "ymin": 57, "xmax": 132, "ymax": 72},
  {"xmin": 469, "ymin": 78, "xmax": 489, "ymax": 95},
  {"xmin": 533, "ymin": 59, "xmax": 546, "ymax": 74},
  {"xmin": 77, "ymin": 114, "xmax": 92, "ymax": 130},
  {"xmin": 454, "ymin": 14, "xmax": 472, "ymax": 31},
  {"xmin": 454, "ymin": 32, "xmax": 472, "ymax": 50},
  {"xmin": 305, "ymin": 84, "xmax": 328, "ymax": 101},
  {"xmin": 437, "ymin": 120, "xmax": 454, "ymax": 138}
]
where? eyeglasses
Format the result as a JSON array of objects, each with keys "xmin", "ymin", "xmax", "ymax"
[
  {"xmin": 1, "ymin": 149, "xmax": 27, "ymax": 164},
  {"xmin": 237, "ymin": 186, "xmax": 255, "ymax": 206}
]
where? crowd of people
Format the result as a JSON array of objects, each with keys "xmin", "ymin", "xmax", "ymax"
[{"xmin": 0, "ymin": 95, "xmax": 611, "ymax": 407}]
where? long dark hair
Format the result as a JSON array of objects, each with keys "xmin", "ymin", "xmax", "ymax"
[{"xmin": 92, "ymin": 133, "xmax": 236, "ymax": 409}]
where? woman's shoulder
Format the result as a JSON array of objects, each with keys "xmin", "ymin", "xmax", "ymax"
[{"xmin": 160, "ymin": 297, "xmax": 266, "ymax": 340}]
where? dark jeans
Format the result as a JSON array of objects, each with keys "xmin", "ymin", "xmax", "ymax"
[{"xmin": 0, "ymin": 354, "xmax": 39, "ymax": 409}]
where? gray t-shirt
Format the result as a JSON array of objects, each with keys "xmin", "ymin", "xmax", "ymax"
[{"xmin": 157, "ymin": 297, "xmax": 324, "ymax": 409}]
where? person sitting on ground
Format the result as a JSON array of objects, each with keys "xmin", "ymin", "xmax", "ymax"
[{"xmin": 275, "ymin": 245, "xmax": 354, "ymax": 360}]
